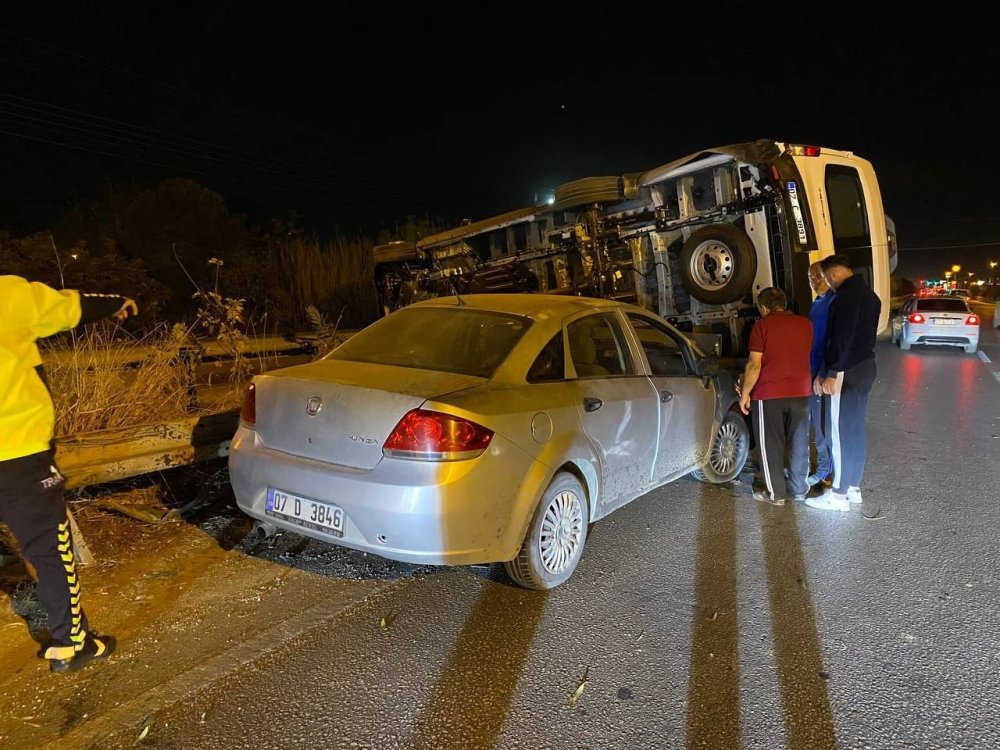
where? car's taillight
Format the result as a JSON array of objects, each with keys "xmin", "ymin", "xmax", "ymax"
[
  {"xmin": 967, "ymin": 314, "xmax": 980, "ymax": 325},
  {"xmin": 790, "ymin": 144, "xmax": 822, "ymax": 157},
  {"xmin": 908, "ymin": 313, "xmax": 925, "ymax": 324},
  {"xmin": 240, "ymin": 382, "xmax": 256, "ymax": 428},
  {"xmin": 383, "ymin": 409, "xmax": 493, "ymax": 461}
]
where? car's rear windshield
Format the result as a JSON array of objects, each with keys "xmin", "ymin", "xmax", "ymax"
[
  {"xmin": 327, "ymin": 307, "xmax": 530, "ymax": 378},
  {"xmin": 916, "ymin": 298, "xmax": 969, "ymax": 312}
]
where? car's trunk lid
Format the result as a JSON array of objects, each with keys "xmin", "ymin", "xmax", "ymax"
[{"xmin": 254, "ymin": 359, "xmax": 485, "ymax": 469}]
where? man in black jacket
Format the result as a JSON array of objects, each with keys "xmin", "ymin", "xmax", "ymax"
[{"xmin": 805, "ymin": 255, "xmax": 881, "ymax": 512}]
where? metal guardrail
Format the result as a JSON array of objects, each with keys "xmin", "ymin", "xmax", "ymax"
[{"xmin": 56, "ymin": 410, "xmax": 239, "ymax": 490}]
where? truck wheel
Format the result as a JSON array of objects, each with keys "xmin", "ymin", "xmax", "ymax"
[
  {"xmin": 691, "ymin": 410, "xmax": 750, "ymax": 484},
  {"xmin": 504, "ymin": 473, "xmax": 588, "ymax": 590},
  {"xmin": 680, "ymin": 224, "xmax": 757, "ymax": 305}
]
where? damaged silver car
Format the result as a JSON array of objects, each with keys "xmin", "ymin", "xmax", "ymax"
[{"xmin": 229, "ymin": 294, "xmax": 748, "ymax": 589}]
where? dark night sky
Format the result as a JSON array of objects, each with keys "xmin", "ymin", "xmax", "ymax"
[{"xmin": 2, "ymin": 3, "xmax": 999, "ymax": 281}]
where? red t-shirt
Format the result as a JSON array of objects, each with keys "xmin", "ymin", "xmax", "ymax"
[{"xmin": 748, "ymin": 311, "xmax": 813, "ymax": 400}]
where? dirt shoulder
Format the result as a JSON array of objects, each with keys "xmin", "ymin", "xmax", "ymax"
[{"xmin": 0, "ymin": 481, "xmax": 397, "ymax": 750}]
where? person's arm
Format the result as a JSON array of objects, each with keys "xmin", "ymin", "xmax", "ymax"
[
  {"xmin": 739, "ymin": 351, "xmax": 763, "ymax": 415},
  {"xmin": 21, "ymin": 279, "xmax": 137, "ymax": 340},
  {"xmin": 821, "ymin": 292, "xmax": 862, "ymax": 394},
  {"xmin": 79, "ymin": 293, "xmax": 137, "ymax": 325}
]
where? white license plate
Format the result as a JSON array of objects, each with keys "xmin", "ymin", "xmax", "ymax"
[
  {"xmin": 932, "ymin": 319, "xmax": 958, "ymax": 325},
  {"xmin": 266, "ymin": 488, "xmax": 345, "ymax": 537}
]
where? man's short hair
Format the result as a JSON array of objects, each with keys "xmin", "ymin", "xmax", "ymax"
[
  {"xmin": 820, "ymin": 254, "xmax": 852, "ymax": 272},
  {"xmin": 757, "ymin": 287, "xmax": 787, "ymax": 311}
]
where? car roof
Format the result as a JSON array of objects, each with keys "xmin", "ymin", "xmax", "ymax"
[{"xmin": 410, "ymin": 293, "xmax": 620, "ymax": 318}]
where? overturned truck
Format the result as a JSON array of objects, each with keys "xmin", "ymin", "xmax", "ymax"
[{"xmin": 373, "ymin": 139, "xmax": 896, "ymax": 355}]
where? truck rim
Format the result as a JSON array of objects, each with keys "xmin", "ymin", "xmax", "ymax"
[{"xmin": 689, "ymin": 240, "xmax": 735, "ymax": 290}]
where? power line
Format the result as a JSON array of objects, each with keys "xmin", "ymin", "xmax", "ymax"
[{"xmin": 0, "ymin": 95, "xmax": 478, "ymax": 207}]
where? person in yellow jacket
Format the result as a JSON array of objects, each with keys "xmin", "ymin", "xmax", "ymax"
[{"xmin": 1, "ymin": 274, "xmax": 137, "ymax": 672}]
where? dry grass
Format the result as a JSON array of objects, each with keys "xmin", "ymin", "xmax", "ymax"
[
  {"xmin": 42, "ymin": 324, "xmax": 194, "ymax": 436},
  {"xmin": 277, "ymin": 236, "xmax": 377, "ymax": 329}
]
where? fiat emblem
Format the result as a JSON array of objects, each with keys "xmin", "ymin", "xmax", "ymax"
[{"xmin": 305, "ymin": 396, "xmax": 323, "ymax": 416}]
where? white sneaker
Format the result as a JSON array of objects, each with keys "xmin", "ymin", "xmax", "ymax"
[
  {"xmin": 847, "ymin": 487, "xmax": 863, "ymax": 504},
  {"xmin": 805, "ymin": 491, "xmax": 851, "ymax": 512}
]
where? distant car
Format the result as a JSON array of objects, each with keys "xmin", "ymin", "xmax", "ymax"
[
  {"xmin": 891, "ymin": 296, "xmax": 980, "ymax": 353},
  {"xmin": 229, "ymin": 295, "xmax": 749, "ymax": 589},
  {"xmin": 949, "ymin": 288, "xmax": 971, "ymax": 299},
  {"xmin": 994, "ymin": 299, "xmax": 1000, "ymax": 329}
]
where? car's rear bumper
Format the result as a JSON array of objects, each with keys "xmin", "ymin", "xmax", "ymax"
[
  {"xmin": 902, "ymin": 326, "xmax": 978, "ymax": 348},
  {"xmin": 229, "ymin": 427, "xmax": 547, "ymax": 566}
]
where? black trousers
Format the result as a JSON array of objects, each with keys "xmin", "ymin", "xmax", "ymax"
[
  {"xmin": 830, "ymin": 359, "xmax": 877, "ymax": 494},
  {"xmin": 0, "ymin": 450, "xmax": 89, "ymax": 647},
  {"xmin": 753, "ymin": 398, "xmax": 810, "ymax": 500}
]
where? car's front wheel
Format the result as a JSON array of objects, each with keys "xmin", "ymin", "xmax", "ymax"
[
  {"xmin": 691, "ymin": 410, "xmax": 751, "ymax": 484},
  {"xmin": 505, "ymin": 473, "xmax": 588, "ymax": 590}
]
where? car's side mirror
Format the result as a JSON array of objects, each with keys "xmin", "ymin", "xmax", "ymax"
[{"xmin": 698, "ymin": 355, "xmax": 721, "ymax": 379}]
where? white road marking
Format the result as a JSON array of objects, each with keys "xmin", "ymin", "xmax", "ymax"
[{"xmin": 979, "ymin": 350, "xmax": 992, "ymax": 364}]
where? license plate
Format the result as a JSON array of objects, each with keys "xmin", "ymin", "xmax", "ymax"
[
  {"xmin": 932, "ymin": 319, "xmax": 958, "ymax": 325},
  {"xmin": 266, "ymin": 488, "xmax": 345, "ymax": 537}
]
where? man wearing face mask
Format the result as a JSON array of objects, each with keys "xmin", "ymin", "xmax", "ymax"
[{"xmin": 806, "ymin": 261, "xmax": 834, "ymax": 490}]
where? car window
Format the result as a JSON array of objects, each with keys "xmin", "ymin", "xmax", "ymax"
[
  {"xmin": 626, "ymin": 314, "xmax": 690, "ymax": 377},
  {"xmin": 527, "ymin": 332, "xmax": 565, "ymax": 383},
  {"xmin": 916, "ymin": 298, "xmax": 969, "ymax": 313},
  {"xmin": 567, "ymin": 314, "xmax": 635, "ymax": 378},
  {"xmin": 327, "ymin": 307, "xmax": 530, "ymax": 378}
]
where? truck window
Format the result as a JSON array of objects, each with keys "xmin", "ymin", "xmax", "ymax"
[{"xmin": 826, "ymin": 165, "xmax": 871, "ymax": 250}]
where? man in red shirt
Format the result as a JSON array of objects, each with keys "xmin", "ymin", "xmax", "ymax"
[{"xmin": 738, "ymin": 287, "xmax": 814, "ymax": 505}]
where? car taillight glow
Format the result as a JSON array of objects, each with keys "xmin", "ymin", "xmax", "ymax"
[
  {"xmin": 967, "ymin": 314, "xmax": 980, "ymax": 325},
  {"xmin": 383, "ymin": 409, "xmax": 493, "ymax": 461},
  {"xmin": 790, "ymin": 144, "xmax": 822, "ymax": 157},
  {"xmin": 908, "ymin": 313, "xmax": 925, "ymax": 324},
  {"xmin": 240, "ymin": 382, "xmax": 256, "ymax": 428}
]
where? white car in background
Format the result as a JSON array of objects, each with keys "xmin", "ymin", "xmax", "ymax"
[
  {"xmin": 891, "ymin": 296, "xmax": 980, "ymax": 353},
  {"xmin": 994, "ymin": 299, "xmax": 1000, "ymax": 329}
]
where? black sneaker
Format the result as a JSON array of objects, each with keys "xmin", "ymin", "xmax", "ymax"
[{"xmin": 46, "ymin": 633, "xmax": 117, "ymax": 673}]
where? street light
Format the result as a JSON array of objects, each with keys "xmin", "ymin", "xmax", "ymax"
[
  {"xmin": 990, "ymin": 261, "xmax": 997, "ymax": 285},
  {"xmin": 952, "ymin": 264, "xmax": 962, "ymax": 273}
]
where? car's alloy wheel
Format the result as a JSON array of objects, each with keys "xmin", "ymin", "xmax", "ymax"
[
  {"xmin": 505, "ymin": 473, "xmax": 588, "ymax": 590},
  {"xmin": 691, "ymin": 410, "xmax": 750, "ymax": 484},
  {"xmin": 538, "ymin": 490, "xmax": 585, "ymax": 575}
]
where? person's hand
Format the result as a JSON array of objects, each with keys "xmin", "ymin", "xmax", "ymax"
[
  {"xmin": 739, "ymin": 391, "xmax": 751, "ymax": 415},
  {"xmin": 813, "ymin": 375, "xmax": 824, "ymax": 396},
  {"xmin": 821, "ymin": 376, "xmax": 838, "ymax": 396},
  {"xmin": 114, "ymin": 298, "xmax": 139, "ymax": 320}
]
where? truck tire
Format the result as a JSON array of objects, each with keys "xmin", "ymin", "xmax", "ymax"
[{"xmin": 679, "ymin": 224, "xmax": 757, "ymax": 305}]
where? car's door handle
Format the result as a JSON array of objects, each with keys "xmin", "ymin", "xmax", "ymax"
[
  {"xmin": 660, "ymin": 390, "xmax": 673, "ymax": 403},
  {"xmin": 583, "ymin": 397, "xmax": 603, "ymax": 413}
]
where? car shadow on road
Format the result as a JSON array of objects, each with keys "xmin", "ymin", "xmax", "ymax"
[
  {"xmin": 410, "ymin": 580, "xmax": 548, "ymax": 750},
  {"xmin": 685, "ymin": 480, "xmax": 836, "ymax": 750}
]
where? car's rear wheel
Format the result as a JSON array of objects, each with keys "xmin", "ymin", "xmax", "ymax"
[
  {"xmin": 691, "ymin": 410, "xmax": 750, "ymax": 484},
  {"xmin": 505, "ymin": 473, "xmax": 588, "ymax": 590}
]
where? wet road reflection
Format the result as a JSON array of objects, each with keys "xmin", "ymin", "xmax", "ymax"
[{"xmin": 411, "ymin": 579, "xmax": 547, "ymax": 750}]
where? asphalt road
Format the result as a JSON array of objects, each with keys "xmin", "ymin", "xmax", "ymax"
[{"xmin": 57, "ymin": 301, "xmax": 1000, "ymax": 749}]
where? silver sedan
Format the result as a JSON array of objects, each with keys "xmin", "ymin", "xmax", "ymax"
[{"xmin": 229, "ymin": 295, "xmax": 748, "ymax": 589}]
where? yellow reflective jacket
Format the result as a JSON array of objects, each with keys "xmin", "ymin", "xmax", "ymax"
[{"xmin": 0, "ymin": 276, "xmax": 84, "ymax": 462}]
